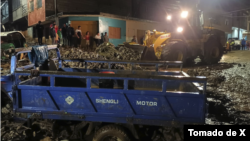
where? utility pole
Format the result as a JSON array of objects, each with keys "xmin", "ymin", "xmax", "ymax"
[
  {"xmin": 238, "ymin": 11, "xmax": 240, "ymax": 39},
  {"xmin": 54, "ymin": 0, "xmax": 58, "ymax": 24}
]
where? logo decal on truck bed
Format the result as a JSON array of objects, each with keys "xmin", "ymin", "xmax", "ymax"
[
  {"xmin": 65, "ymin": 96, "xmax": 74, "ymax": 105},
  {"xmin": 96, "ymin": 99, "xmax": 119, "ymax": 104},
  {"xmin": 136, "ymin": 101, "xmax": 157, "ymax": 106}
]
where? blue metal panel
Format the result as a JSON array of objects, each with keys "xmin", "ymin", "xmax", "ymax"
[
  {"xmin": 14, "ymin": 67, "xmax": 207, "ymax": 126},
  {"xmin": 99, "ymin": 17, "xmax": 126, "ymax": 46},
  {"xmin": 11, "ymin": 55, "xmax": 16, "ymax": 74},
  {"xmin": 1, "ymin": 75, "xmax": 13, "ymax": 92},
  {"xmin": 127, "ymin": 94, "xmax": 175, "ymax": 117},
  {"xmin": 50, "ymin": 91, "xmax": 96, "ymax": 112},
  {"xmin": 21, "ymin": 90, "xmax": 57, "ymax": 111},
  {"xmin": 167, "ymin": 96, "xmax": 204, "ymax": 118},
  {"xmin": 88, "ymin": 93, "xmax": 134, "ymax": 114}
]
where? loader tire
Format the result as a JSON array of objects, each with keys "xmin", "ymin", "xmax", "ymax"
[
  {"xmin": 161, "ymin": 41, "xmax": 188, "ymax": 64},
  {"xmin": 203, "ymin": 35, "xmax": 223, "ymax": 64},
  {"xmin": 93, "ymin": 125, "xmax": 131, "ymax": 141}
]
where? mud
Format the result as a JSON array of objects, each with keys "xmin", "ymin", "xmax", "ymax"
[{"xmin": 187, "ymin": 61, "xmax": 250, "ymax": 125}]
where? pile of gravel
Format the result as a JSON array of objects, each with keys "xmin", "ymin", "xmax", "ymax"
[{"xmin": 60, "ymin": 42, "xmax": 142, "ymax": 69}]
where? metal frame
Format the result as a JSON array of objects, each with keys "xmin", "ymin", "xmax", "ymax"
[{"xmin": 61, "ymin": 59, "xmax": 183, "ymax": 71}]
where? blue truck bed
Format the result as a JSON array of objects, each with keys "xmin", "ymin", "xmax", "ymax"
[{"xmin": 13, "ymin": 60, "xmax": 207, "ymax": 127}]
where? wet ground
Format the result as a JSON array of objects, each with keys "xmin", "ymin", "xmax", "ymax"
[
  {"xmin": 187, "ymin": 51, "xmax": 250, "ymax": 125},
  {"xmin": 1, "ymin": 50, "xmax": 250, "ymax": 140}
]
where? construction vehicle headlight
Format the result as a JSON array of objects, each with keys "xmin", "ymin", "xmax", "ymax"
[
  {"xmin": 181, "ymin": 11, "xmax": 188, "ymax": 18},
  {"xmin": 177, "ymin": 27, "xmax": 183, "ymax": 32},
  {"xmin": 166, "ymin": 15, "xmax": 171, "ymax": 20}
]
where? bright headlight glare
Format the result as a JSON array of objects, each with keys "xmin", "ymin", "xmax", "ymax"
[
  {"xmin": 181, "ymin": 11, "xmax": 188, "ymax": 18},
  {"xmin": 177, "ymin": 27, "xmax": 183, "ymax": 32},
  {"xmin": 167, "ymin": 15, "xmax": 171, "ymax": 20}
]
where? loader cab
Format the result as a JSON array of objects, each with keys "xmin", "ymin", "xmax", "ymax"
[
  {"xmin": 166, "ymin": 0, "xmax": 203, "ymax": 40},
  {"xmin": 167, "ymin": 9, "xmax": 203, "ymax": 40}
]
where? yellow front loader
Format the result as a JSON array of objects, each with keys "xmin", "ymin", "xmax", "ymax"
[{"xmin": 123, "ymin": 28, "xmax": 224, "ymax": 65}]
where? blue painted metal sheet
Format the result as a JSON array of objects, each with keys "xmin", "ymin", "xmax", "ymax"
[
  {"xmin": 21, "ymin": 89, "xmax": 57, "ymax": 111},
  {"xmin": 88, "ymin": 93, "xmax": 134, "ymax": 114},
  {"xmin": 167, "ymin": 96, "xmax": 204, "ymax": 118},
  {"xmin": 14, "ymin": 70, "xmax": 207, "ymax": 126},
  {"xmin": 126, "ymin": 94, "xmax": 175, "ymax": 117},
  {"xmin": 1, "ymin": 75, "xmax": 12, "ymax": 92},
  {"xmin": 50, "ymin": 91, "xmax": 96, "ymax": 112}
]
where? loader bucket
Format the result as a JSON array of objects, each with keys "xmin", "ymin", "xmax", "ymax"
[
  {"xmin": 123, "ymin": 42, "xmax": 157, "ymax": 61},
  {"xmin": 122, "ymin": 42, "xmax": 146, "ymax": 53}
]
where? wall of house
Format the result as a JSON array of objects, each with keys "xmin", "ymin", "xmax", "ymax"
[
  {"xmin": 60, "ymin": 16, "xmax": 173, "ymax": 46},
  {"xmin": 99, "ymin": 17, "xmax": 126, "ymax": 46},
  {"xmin": 59, "ymin": 16, "xmax": 126, "ymax": 46},
  {"xmin": 59, "ymin": 17, "xmax": 69, "ymax": 27},
  {"xmin": 59, "ymin": 17, "xmax": 99, "ymax": 26},
  {"xmin": 27, "ymin": 27, "xmax": 33, "ymax": 38},
  {"xmin": 28, "ymin": 0, "xmax": 46, "ymax": 26},
  {"xmin": 227, "ymin": 27, "xmax": 247, "ymax": 40},
  {"xmin": 12, "ymin": 0, "xmax": 27, "ymax": 21},
  {"xmin": 126, "ymin": 20, "xmax": 166, "ymax": 42}
]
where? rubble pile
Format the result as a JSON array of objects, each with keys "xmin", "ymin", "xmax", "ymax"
[
  {"xmin": 1, "ymin": 120, "xmax": 53, "ymax": 141},
  {"xmin": 60, "ymin": 47, "xmax": 97, "ymax": 59},
  {"xmin": 60, "ymin": 42, "xmax": 142, "ymax": 70},
  {"xmin": 187, "ymin": 63, "xmax": 250, "ymax": 125},
  {"xmin": 1, "ymin": 121, "xmax": 31, "ymax": 141},
  {"xmin": 95, "ymin": 43, "xmax": 141, "ymax": 60},
  {"xmin": 1, "ymin": 103, "xmax": 12, "ymax": 119},
  {"xmin": 25, "ymin": 36, "xmax": 37, "ymax": 46}
]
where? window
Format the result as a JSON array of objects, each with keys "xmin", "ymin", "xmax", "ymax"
[
  {"xmin": 109, "ymin": 27, "xmax": 121, "ymax": 39},
  {"xmin": 37, "ymin": 0, "xmax": 42, "ymax": 9},
  {"xmin": 30, "ymin": 1, "xmax": 34, "ymax": 12},
  {"xmin": 12, "ymin": 0, "xmax": 21, "ymax": 11}
]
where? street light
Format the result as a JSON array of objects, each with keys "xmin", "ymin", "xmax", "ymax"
[
  {"xmin": 181, "ymin": 11, "xmax": 188, "ymax": 18},
  {"xmin": 167, "ymin": 15, "xmax": 171, "ymax": 20}
]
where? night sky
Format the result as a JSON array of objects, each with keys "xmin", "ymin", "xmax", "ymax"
[{"xmin": 218, "ymin": 0, "xmax": 250, "ymax": 12}]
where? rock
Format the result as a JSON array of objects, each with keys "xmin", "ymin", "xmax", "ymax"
[
  {"xmin": 1, "ymin": 121, "xmax": 7, "ymax": 126},
  {"xmin": 1, "ymin": 107, "xmax": 10, "ymax": 114},
  {"xmin": 6, "ymin": 104, "xmax": 11, "ymax": 109}
]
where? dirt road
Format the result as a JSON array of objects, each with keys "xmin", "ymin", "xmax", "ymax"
[{"xmin": 220, "ymin": 50, "xmax": 250, "ymax": 63}]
